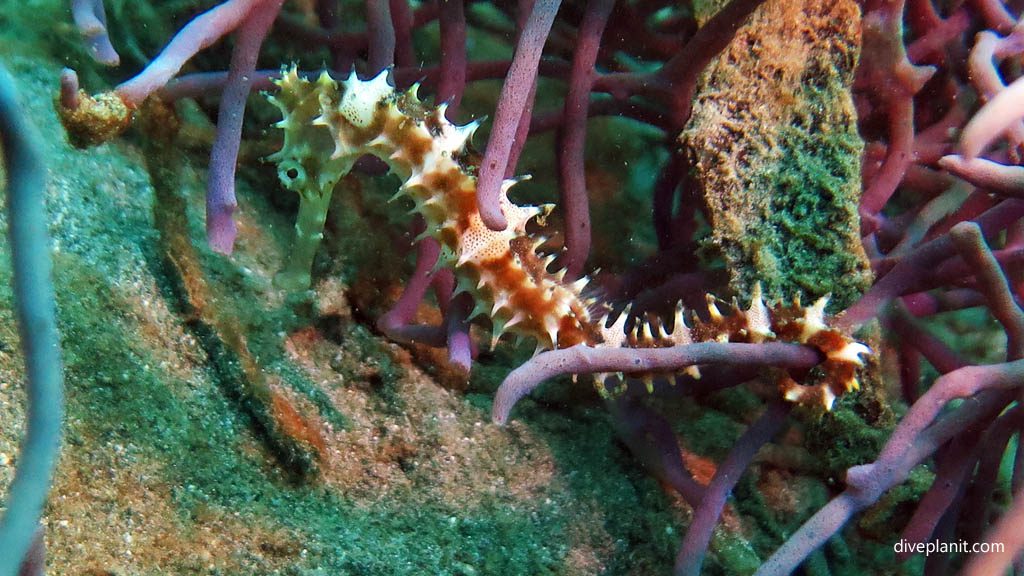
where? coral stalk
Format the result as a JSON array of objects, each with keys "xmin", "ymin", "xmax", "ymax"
[
  {"xmin": 655, "ymin": 0, "xmax": 767, "ymax": 126},
  {"xmin": 756, "ymin": 362, "xmax": 1024, "ymax": 575},
  {"xmin": 491, "ymin": 343, "xmax": 819, "ymax": 425},
  {"xmin": 962, "ymin": 481, "xmax": 1024, "ymax": 575},
  {"xmin": 366, "ymin": 0, "xmax": 396, "ymax": 73},
  {"xmin": 840, "ymin": 199, "xmax": 1024, "ymax": 329},
  {"xmin": 114, "ymin": 0, "xmax": 270, "ymax": 106},
  {"xmin": 0, "ymin": 63, "xmax": 64, "ymax": 576},
  {"xmin": 206, "ymin": 0, "xmax": 285, "ymax": 254},
  {"xmin": 674, "ymin": 400, "xmax": 792, "ymax": 576},
  {"xmin": 436, "ymin": 0, "xmax": 467, "ymax": 113},
  {"xmin": 475, "ymin": 0, "xmax": 561, "ymax": 231},
  {"xmin": 71, "ymin": 0, "xmax": 119, "ymax": 65},
  {"xmin": 950, "ymin": 221, "xmax": 1024, "ymax": 359},
  {"xmin": 557, "ymin": 0, "xmax": 615, "ymax": 278}
]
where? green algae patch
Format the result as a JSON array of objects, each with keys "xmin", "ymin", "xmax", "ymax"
[
  {"xmin": 681, "ymin": 0, "xmax": 871, "ymax": 311},
  {"xmin": 33, "ymin": 253, "xmax": 667, "ymax": 575},
  {"xmin": 744, "ymin": 81, "xmax": 868, "ymax": 308}
]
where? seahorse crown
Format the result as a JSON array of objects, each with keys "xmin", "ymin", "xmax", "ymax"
[{"xmin": 267, "ymin": 66, "xmax": 869, "ymax": 410}]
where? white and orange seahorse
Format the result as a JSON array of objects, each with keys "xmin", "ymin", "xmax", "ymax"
[{"xmin": 266, "ymin": 66, "xmax": 869, "ymax": 412}]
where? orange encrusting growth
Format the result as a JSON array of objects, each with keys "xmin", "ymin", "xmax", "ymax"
[{"xmin": 267, "ymin": 66, "xmax": 870, "ymax": 410}]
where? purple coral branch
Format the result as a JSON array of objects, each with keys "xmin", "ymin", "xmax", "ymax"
[
  {"xmin": 16, "ymin": 528, "xmax": 45, "ymax": 576},
  {"xmin": 0, "ymin": 62, "xmax": 64, "ymax": 576},
  {"xmin": 58, "ymin": 68, "xmax": 80, "ymax": 111},
  {"xmin": 114, "ymin": 0, "xmax": 271, "ymax": 107},
  {"xmin": 674, "ymin": 400, "xmax": 791, "ymax": 576},
  {"xmin": 436, "ymin": 0, "xmax": 467, "ymax": 113},
  {"xmin": 159, "ymin": 70, "xmax": 282, "ymax": 103},
  {"xmin": 608, "ymin": 398, "xmax": 707, "ymax": 507},
  {"xmin": 503, "ymin": 76, "xmax": 536, "ymax": 179},
  {"xmin": 839, "ymin": 199, "xmax": 1024, "ymax": 330},
  {"xmin": 366, "ymin": 0, "xmax": 396, "ymax": 73},
  {"xmin": 857, "ymin": 3, "xmax": 937, "ymax": 223},
  {"xmin": 950, "ymin": 221, "xmax": 1024, "ymax": 359},
  {"xmin": 962, "ymin": 481, "xmax": 1024, "ymax": 575},
  {"xmin": 71, "ymin": 0, "xmax": 120, "ymax": 66},
  {"xmin": 654, "ymin": 0, "xmax": 767, "ymax": 127},
  {"xmin": 159, "ymin": 59, "xmax": 656, "ymax": 111},
  {"xmin": 897, "ymin": 430, "xmax": 983, "ymax": 557},
  {"xmin": 206, "ymin": 0, "xmax": 284, "ymax": 255},
  {"xmin": 652, "ymin": 154, "xmax": 686, "ymax": 251},
  {"xmin": 391, "ymin": 0, "xmax": 415, "ymax": 68},
  {"xmin": 845, "ymin": 187, "xmax": 1024, "ymax": 568},
  {"xmin": 475, "ymin": 0, "xmax": 562, "ymax": 231},
  {"xmin": 962, "ymin": 404, "xmax": 1024, "ymax": 543},
  {"xmin": 491, "ymin": 342, "xmax": 819, "ymax": 425},
  {"xmin": 755, "ymin": 362, "xmax": 1024, "ymax": 575},
  {"xmin": 970, "ymin": 0, "xmax": 1019, "ymax": 34},
  {"xmin": 557, "ymin": 0, "xmax": 614, "ymax": 279},
  {"xmin": 887, "ymin": 301, "xmax": 968, "ymax": 374},
  {"xmin": 375, "ymin": 232, "xmax": 474, "ymax": 371},
  {"xmin": 445, "ymin": 294, "xmax": 474, "ymax": 373},
  {"xmin": 378, "ymin": 234, "xmax": 447, "ymax": 347}
]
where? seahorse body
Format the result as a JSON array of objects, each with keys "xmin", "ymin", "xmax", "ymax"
[{"xmin": 267, "ymin": 67, "xmax": 868, "ymax": 410}]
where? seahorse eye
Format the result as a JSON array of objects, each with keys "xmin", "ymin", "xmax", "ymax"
[{"xmin": 278, "ymin": 160, "xmax": 306, "ymax": 189}]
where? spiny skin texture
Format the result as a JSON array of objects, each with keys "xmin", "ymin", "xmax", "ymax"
[
  {"xmin": 267, "ymin": 67, "xmax": 868, "ymax": 410},
  {"xmin": 268, "ymin": 67, "xmax": 601, "ymax": 350}
]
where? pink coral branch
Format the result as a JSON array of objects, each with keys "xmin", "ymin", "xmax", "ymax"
[
  {"xmin": 939, "ymin": 154, "xmax": 1024, "ymax": 196},
  {"xmin": 71, "ymin": 0, "xmax": 119, "ymax": 66},
  {"xmin": 962, "ymin": 74, "xmax": 1024, "ymax": 159},
  {"xmin": 206, "ymin": 0, "xmax": 284, "ymax": 254},
  {"xmin": 962, "ymin": 481, "xmax": 1024, "ymax": 575},
  {"xmin": 755, "ymin": 362, "xmax": 1024, "ymax": 576},
  {"xmin": 114, "ymin": 0, "xmax": 270, "ymax": 106},
  {"xmin": 475, "ymin": 0, "xmax": 562, "ymax": 231},
  {"xmin": 492, "ymin": 342, "xmax": 819, "ymax": 425},
  {"xmin": 557, "ymin": 0, "xmax": 615, "ymax": 279}
]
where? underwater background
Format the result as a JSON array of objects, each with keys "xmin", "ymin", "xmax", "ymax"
[{"xmin": 1, "ymin": 0, "xmax": 1023, "ymax": 574}]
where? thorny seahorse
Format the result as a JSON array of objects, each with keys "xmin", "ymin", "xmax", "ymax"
[{"xmin": 267, "ymin": 67, "xmax": 869, "ymax": 411}]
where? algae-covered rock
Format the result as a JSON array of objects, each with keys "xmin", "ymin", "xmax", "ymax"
[{"xmin": 682, "ymin": 0, "xmax": 872, "ymax": 311}]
